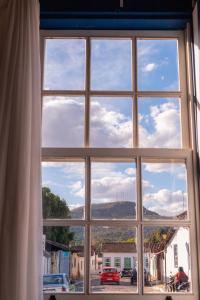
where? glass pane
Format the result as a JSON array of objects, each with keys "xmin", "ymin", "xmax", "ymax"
[
  {"xmin": 42, "ymin": 162, "xmax": 85, "ymax": 219},
  {"xmin": 144, "ymin": 226, "xmax": 191, "ymax": 293},
  {"xmin": 91, "ymin": 39, "xmax": 132, "ymax": 90},
  {"xmin": 138, "ymin": 97, "xmax": 181, "ymax": 148},
  {"xmin": 90, "ymin": 97, "xmax": 133, "ymax": 148},
  {"xmin": 42, "ymin": 96, "xmax": 84, "ymax": 147},
  {"xmin": 142, "ymin": 161, "xmax": 188, "ymax": 219},
  {"xmin": 137, "ymin": 39, "xmax": 179, "ymax": 91},
  {"xmin": 43, "ymin": 226, "xmax": 85, "ymax": 293},
  {"xmin": 44, "ymin": 39, "xmax": 85, "ymax": 90},
  {"xmin": 91, "ymin": 161, "xmax": 136, "ymax": 219},
  {"xmin": 91, "ymin": 226, "xmax": 137, "ymax": 293}
]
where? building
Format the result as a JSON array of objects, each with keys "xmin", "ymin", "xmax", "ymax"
[{"xmin": 101, "ymin": 243, "xmax": 137, "ymax": 272}]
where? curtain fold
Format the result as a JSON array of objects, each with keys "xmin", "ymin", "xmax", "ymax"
[{"xmin": 0, "ymin": 1, "xmax": 42, "ymax": 300}]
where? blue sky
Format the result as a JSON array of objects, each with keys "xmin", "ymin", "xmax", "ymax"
[
  {"xmin": 137, "ymin": 39, "xmax": 179, "ymax": 91},
  {"xmin": 42, "ymin": 37, "xmax": 187, "ymax": 218}
]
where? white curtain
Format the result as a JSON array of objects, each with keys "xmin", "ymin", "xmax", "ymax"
[{"xmin": 0, "ymin": 1, "xmax": 42, "ymax": 300}]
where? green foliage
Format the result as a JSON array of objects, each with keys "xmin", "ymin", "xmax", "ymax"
[
  {"xmin": 42, "ymin": 186, "xmax": 70, "ymax": 218},
  {"xmin": 147, "ymin": 227, "xmax": 169, "ymax": 243},
  {"xmin": 43, "ymin": 226, "xmax": 74, "ymax": 245},
  {"xmin": 43, "ymin": 187, "xmax": 74, "ymax": 245},
  {"xmin": 125, "ymin": 237, "xmax": 136, "ymax": 243}
]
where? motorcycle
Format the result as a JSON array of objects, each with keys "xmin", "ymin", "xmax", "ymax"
[{"xmin": 166, "ymin": 276, "xmax": 190, "ymax": 292}]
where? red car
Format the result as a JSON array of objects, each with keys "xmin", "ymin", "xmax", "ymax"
[{"xmin": 100, "ymin": 267, "xmax": 120, "ymax": 285}]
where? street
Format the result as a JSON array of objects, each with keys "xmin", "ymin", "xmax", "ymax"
[{"xmin": 90, "ymin": 275, "xmax": 137, "ymax": 293}]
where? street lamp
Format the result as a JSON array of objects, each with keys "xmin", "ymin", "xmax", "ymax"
[{"xmin": 162, "ymin": 233, "xmax": 167, "ymax": 287}]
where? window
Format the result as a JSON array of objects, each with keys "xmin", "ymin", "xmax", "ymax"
[
  {"xmin": 41, "ymin": 30, "xmax": 199, "ymax": 299},
  {"xmin": 174, "ymin": 244, "xmax": 178, "ymax": 268},
  {"xmin": 114, "ymin": 257, "xmax": 121, "ymax": 268},
  {"xmin": 124, "ymin": 257, "xmax": 131, "ymax": 269},
  {"xmin": 104, "ymin": 257, "xmax": 111, "ymax": 267}
]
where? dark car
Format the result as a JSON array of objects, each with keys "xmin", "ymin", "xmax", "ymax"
[{"xmin": 121, "ymin": 268, "xmax": 132, "ymax": 277}]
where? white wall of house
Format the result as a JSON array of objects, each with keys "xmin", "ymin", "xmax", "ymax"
[
  {"xmin": 71, "ymin": 253, "xmax": 101, "ymax": 278},
  {"xmin": 102, "ymin": 252, "xmax": 137, "ymax": 272},
  {"xmin": 165, "ymin": 227, "xmax": 190, "ymax": 280},
  {"xmin": 43, "ymin": 256, "xmax": 51, "ymax": 274}
]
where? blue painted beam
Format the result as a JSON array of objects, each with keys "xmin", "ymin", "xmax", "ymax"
[{"xmin": 40, "ymin": 17, "xmax": 191, "ymax": 30}]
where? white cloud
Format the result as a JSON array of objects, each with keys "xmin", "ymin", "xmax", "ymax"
[
  {"xmin": 142, "ymin": 63, "xmax": 158, "ymax": 72},
  {"xmin": 42, "ymin": 162, "xmax": 64, "ymax": 168},
  {"xmin": 68, "ymin": 203, "xmax": 83, "ymax": 210},
  {"xmin": 42, "ymin": 161, "xmax": 84, "ymax": 179},
  {"xmin": 125, "ymin": 168, "xmax": 136, "ymax": 175},
  {"xmin": 139, "ymin": 101, "xmax": 181, "ymax": 148},
  {"xmin": 143, "ymin": 163, "xmax": 186, "ymax": 180},
  {"xmin": 42, "ymin": 97, "xmax": 84, "ymax": 147},
  {"xmin": 91, "ymin": 101, "xmax": 132, "ymax": 147},
  {"xmin": 44, "ymin": 39, "xmax": 85, "ymax": 90},
  {"xmin": 91, "ymin": 175, "xmax": 136, "ymax": 203},
  {"xmin": 42, "ymin": 180, "xmax": 65, "ymax": 188},
  {"xmin": 143, "ymin": 189, "xmax": 187, "ymax": 217},
  {"xmin": 42, "ymin": 97, "xmax": 132, "ymax": 148},
  {"xmin": 91, "ymin": 40, "xmax": 132, "ymax": 90}
]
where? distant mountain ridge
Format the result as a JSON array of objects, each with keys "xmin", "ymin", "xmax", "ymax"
[{"xmin": 71, "ymin": 201, "xmax": 162, "ymax": 219}]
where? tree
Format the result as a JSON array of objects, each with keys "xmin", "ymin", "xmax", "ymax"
[
  {"xmin": 42, "ymin": 187, "xmax": 74, "ymax": 245},
  {"xmin": 42, "ymin": 186, "xmax": 70, "ymax": 219}
]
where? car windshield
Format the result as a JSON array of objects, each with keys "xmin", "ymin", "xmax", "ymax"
[{"xmin": 43, "ymin": 275, "xmax": 64, "ymax": 285}]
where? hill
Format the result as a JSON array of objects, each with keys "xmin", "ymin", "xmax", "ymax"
[{"xmin": 71, "ymin": 201, "xmax": 160, "ymax": 219}]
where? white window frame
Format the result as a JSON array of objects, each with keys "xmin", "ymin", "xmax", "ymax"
[
  {"xmin": 41, "ymin": 30, "xmax": 200, "ymax": 300},
  {"xmin": 104, "ymin": 257, "xmax": 111, "ymax": 267},
  {"xmin": 173, "ymin": 244, "xmax": 178, "ymax": 268},
  {"xmin": 114, "ymin": 257, "xmax": 121, "ymax": 268}
]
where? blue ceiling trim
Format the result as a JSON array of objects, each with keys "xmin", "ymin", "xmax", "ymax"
[
  {"xmin": 40, "ymin": 17, "xmax": 191, "ymax": 30},
  {"xmin": 40, "ymin": 0, "xmax": 193, "ymax": 30}
]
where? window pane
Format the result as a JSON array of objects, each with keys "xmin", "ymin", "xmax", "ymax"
[
  {"xmin": 42, "ymin": 162, "xmax": 85, "ymax": 219},
  {"xmin": 42, "ymin": 96, "xmax": 84, "ymax": 147},
  {"xmin": 142, "ymin": 161, "xmax": 188, "ymax": 220},
  {"xmin": 137, "ymin": 39, "xmax": 179, "ymax": 91},
  {"xmin": 44, "ymin": 39, "xmax": 85, "ymax": 90},
  {"xmin": 138, "ymin": 97, "xmax": 181, "ymax": 148},
  {"xmin": 91, "ymin": 161, "xmax": 136, "ymax": 219},
  {"xmin": 43, "ymin": 226, "xmax": 85, "ymax": 293},
  {"xmin": 91, "ymin": 39, "xmax": 132, "ymax": 90},
  {"xmin": 90, "ymin": 97, "xmax": 133, "ymax": 148},
  {"xmin": 143, "ymin": 226, "xmax": 191, "ymax": 293},
  {"xmin": 91, "ymin": 226, "xmax": 137, "ymax": 293}
]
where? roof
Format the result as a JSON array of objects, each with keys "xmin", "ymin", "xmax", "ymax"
[
  {"xmin": 176, "ymin": 210, "xmax": 187, "ymax": 220},
  {"xmin": 102, "ymin": 242, "xmax": 137, "ymax": 253}
]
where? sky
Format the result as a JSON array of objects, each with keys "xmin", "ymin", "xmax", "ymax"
[{"xmin": 42, "ymin": 37, "xmax": 187, "ymax": 219}]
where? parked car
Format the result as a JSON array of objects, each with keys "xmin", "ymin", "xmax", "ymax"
[
  {"xmin": 100, "ymin": 267, "xmax": 120, "ymax": 285},
  {"xmin": 43, "ymin": 273, "xmax": 75, "ymax": 293},
  {"xmin": 121, "ymin": 268, "xmax": 132, "ymax": 277}
]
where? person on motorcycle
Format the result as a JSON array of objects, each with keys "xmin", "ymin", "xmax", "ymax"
[{"xmin": 173, "ymin": 266, "xmax": 188, "ymax": 291}]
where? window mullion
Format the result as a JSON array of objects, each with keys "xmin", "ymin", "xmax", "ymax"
[
  {"xmin": 136, "ymin": 157, "xmax": 143, "ymax": 294},
  {"xmin": 132, "ymin": 37, "xmax": 138, "ymax": 148},
  {"xmin": 178, "ymin": 35, "xmax": 190, "ymax": 148},
  {"xmin": 85, "ymin": 157, "xmax": 91, "ymax": 294},
  {"xmin": 85, "ymin": 37, "xmax": 91, "ymax": 147}
]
